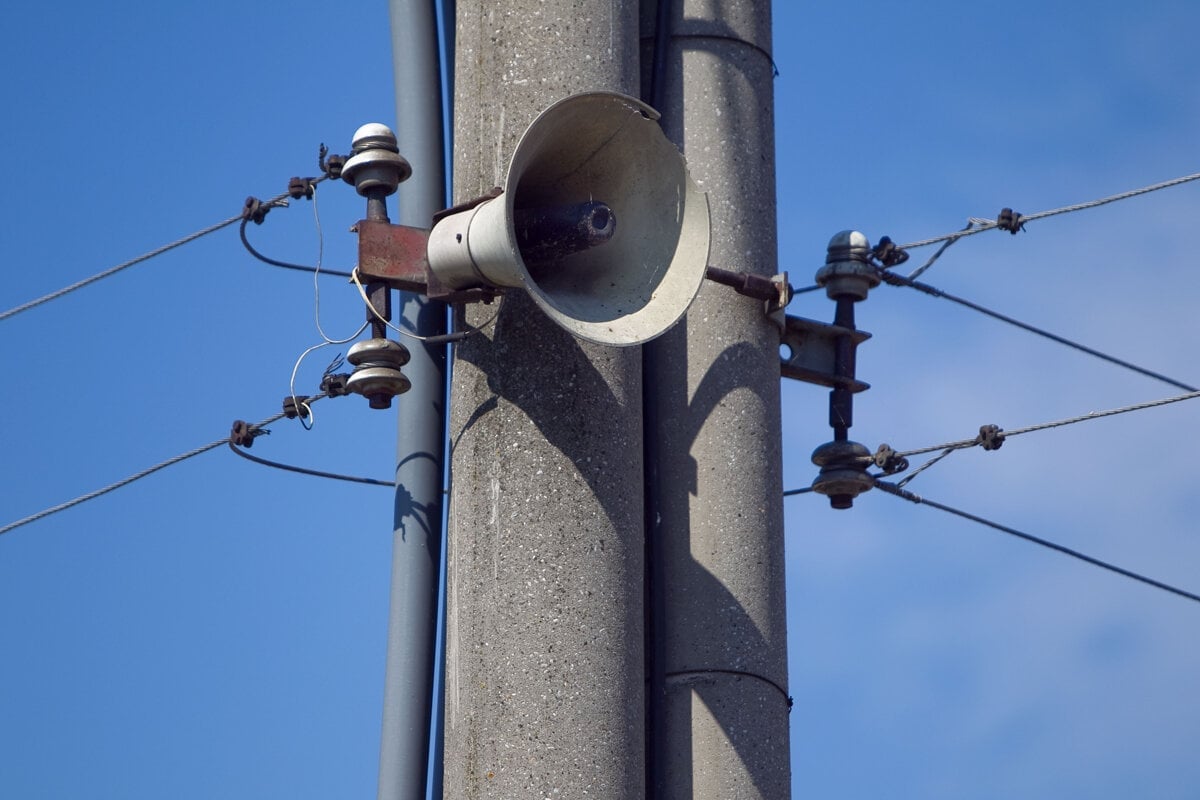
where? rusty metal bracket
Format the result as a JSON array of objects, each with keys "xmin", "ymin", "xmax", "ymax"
[
  {"xmin": 779, "ymin": 314, "xmax": 871, "ymax": 392},
  {"xmin": 354, "ymin": 219, "xmax": 430, "ymax": 293},
  {"xmin": 354, "ymin": 187, "xmax": 508, "ymax": 305},
  {"xmin": 353, "ymin": 218, "xmax": 498, "ymax": 304}
]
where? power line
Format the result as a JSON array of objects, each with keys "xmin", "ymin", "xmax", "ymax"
[
  {"xmin": 239, "ymin": 218, "xmax": 353, "ymax": 279},
  {"xmin": 350, "ymin": 266, "xmax": 498, "ymax": 345},
  {"xmin": 905, "ymin": 222, "xmax": 972, "ymax": 280},
  {"xmin": 873, "ymin": 479, "xmax": 1200, "ymax": 605},
  {"xmin": 897, "ymin": 170, "xmax": 1200, "ymax": 251},
  {"xmin": 227, "ymin": 441, "xmax": 393, "ymax": 487},
  {"xmin": 1, "ymin": 177, "xmax": 329, "ymax": 323},
  {"xmin": 777, "ymin": 386, "xmax": 1200, "ymax": 494},
  {"xmin": 239, "ymin": 195, "xmax": 355, "ymax": 280},
  {"xmin": 894, "ymin": 448, "xmax": 956, "ymax": 488},
  {"xmin": 1, "ymin": 214, "xmax": 243, "ymax": 322},
  {"xmin": 879, "ymin": 270, "xmax": 1197, "ymax": 393},
  {"xmin": 0, "ymin": 394, "xmax": 328, "ymax": 537},
  {"xmin": 894, "ymin": 387, "xmax": 1200, "ymax": 460}
]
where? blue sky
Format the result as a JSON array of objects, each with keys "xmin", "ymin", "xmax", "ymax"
[{"xmin": 3, "ymin": 2, "xmax": 1199, "ymax": 798}]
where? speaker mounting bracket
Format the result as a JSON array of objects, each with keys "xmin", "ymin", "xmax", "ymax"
[{"xmin": 353, "ymin": 218, "xmax": 499, "ymax": 304}]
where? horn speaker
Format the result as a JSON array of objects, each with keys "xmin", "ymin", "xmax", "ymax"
[{"xmin": 426, "ymin": 91, "xmax": 710, "ymax": 346}]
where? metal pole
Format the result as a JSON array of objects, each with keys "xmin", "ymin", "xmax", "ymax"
[
  {"xmin": 378, "ymin": 2, "xmax": 448, "ymax": 799},
  {"xmin": 642, "ymin": 1, "xmax": 792, "ymax": 797},
  {"xmin": 443, "ymin": 2, "xmax": 644, "ymax": 798}
]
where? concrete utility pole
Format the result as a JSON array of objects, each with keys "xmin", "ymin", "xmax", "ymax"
[
  {"xmin": 642, "ymin": 1, "xmax": 792, "ymax": 798},
  {"xmin": 442, "ymin": 1, "xmax": 789, "ymax": 798},
  {"xmin": 443, "ymin": 2, "xmax": 646, "ymax": 798}
]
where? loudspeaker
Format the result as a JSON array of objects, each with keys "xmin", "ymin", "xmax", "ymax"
[{"xmin": 426, "ymin": 91, "xmax": 710, "ymax": 346}]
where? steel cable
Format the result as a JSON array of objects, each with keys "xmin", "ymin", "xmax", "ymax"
[
  {"xmin": 874, "ymin": 480, "xmax": 1200, "ymax": 604},
  {"xmin": 894, "ymin": 388, "xmax": 1200, "ymax": 460},
  {"xmin": 0, "ymin": 394, "xmax": 328, "ymax": 537},
  {"xmin": 1, "ymin": 214, "xmax": 245, "ymax": 322},
  {"xmin": 897, "ymin": 171, "xmax": 1200, "ymax": 251},
  {"xmin": 2, "ymin": 175, "xmax": 331, "ymax": 323},
  {"xmin": 227, "ymin": 441, "xmax": 393, "ymax": 487},
  {"xmin": 881, "ymin": 270, "xmax": 1197, "ymax": 393}
]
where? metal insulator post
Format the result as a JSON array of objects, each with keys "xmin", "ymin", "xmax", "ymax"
[
  {"xmin": 347, "ymin": 337, "xmax": 412, "ymax": 410},
  {"xmin": 810, "ymin": 230, "xmax": 881, "ymax": 508},
  {"xmin": 343, "ymin": 123, "xmax": 412, "ymax": 338}
]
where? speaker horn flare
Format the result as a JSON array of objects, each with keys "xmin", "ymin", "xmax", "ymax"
[{"xmin": 427, "ymin": 91, "xmax": 711, "ymax": 347}]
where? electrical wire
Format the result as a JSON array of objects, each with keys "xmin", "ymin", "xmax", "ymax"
[
  {"xmin": 227, "ymin": 441, "xmax": 393, "ymax": 487},
  {"xmin": 3, "ymin": 212, "xmax": 244, "ymax": 323},
  {"xmin": 0, "ymin": 395, "xmax": 327, "ymax": 537},
  {"xmin": 287, "ymin": 332, "xmax": 367, "ymax": 431},
  {"xmin": 897, "ymin": 171, "xmax": 1200, "ymax": 251},
  {"xmin": 305, "ymin": 185, "xmax": 368, "ymax": 345},
  {"xmin": 351, "ymin": 266, "xmax": 435, "ymax": 341},
  {"xmin": 880, "ymin": 270, "xmax": 1198, "ymax": 393},
  {"xmin": 310, "ymin": 184, "xmax": 337, "ymax": 340},
  {"xmin": 894, "ymin": 388, "xmax": 1200, "ymax": 460},
  {"xmin": 239, "ymin": 220, "xmax": 354, "ymax": 279},
  {"xmin": 238, "ymin": 182, "xmax": 354, "ymax": 279},
  {"xmin": 782, "ymin": 390, "xmax": 1200, "ymax": 494},
  {"xmin": 2, "ymin": 173, "xmax": 340, "ymax": 323},
  {"xmin": 873, "ymin": 479, "xmax": 1200, "ymax": 604},
  {"xmin": 350, "ymin": 266, "xmax": 499, "ymax": 344},
  {"xmin": 895, "ymin": 448, "xmax": 956, "ymax": 488},
  {"xmin": 905, "ymin": 222, "xmax": 973, "ymax": 280}
]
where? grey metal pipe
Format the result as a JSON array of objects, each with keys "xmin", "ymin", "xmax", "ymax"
[{"xmin": 379, "ymin": 2, "xmax": 448, "ymax": 799}]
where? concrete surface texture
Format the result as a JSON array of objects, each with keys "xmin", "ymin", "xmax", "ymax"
[
  {"xmin": 642, "ymin": 0, "xmax": 792, "ymax": 797},
  {"xmin": 444, "ymin": 2, "xmax": 646, "ymax": 798}
]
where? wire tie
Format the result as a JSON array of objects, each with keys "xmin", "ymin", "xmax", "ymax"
[
  {"xmin": 996, "ymin": 207, "xmax": 1026, "ymax": 234},
  {"xmin": 241, "ymin": 196, "xmax": 270, "ymax": 225},
  {"xmin": 319, "ymin": 143, "xmax": 346, "ymax": 180},
  {"xmin": 870, "ymin": 236, "xmax": 910, "ymax": 268},
  {"xmin": 282, "ymin": 395, "xmax": 311, "ymax": 420},
  {"xmin": 976, "ymin": 424, "xmax": 1006, "ymax": 451},
  {"xmin": 873, "ymin": 443, "xmax": 910, "ymax": 474},
  {"xmin": 229, "ymin": 419, "xmax": 269, "ymax": 448},
  {"xmin": 876, "ymin": 268, "xmax": 909, "ymax": 287},
  {"xmin": 288, "ymin": 176, "xmax": 316, "ymax": 200},
  {"xmin": 320, "ymin": 373, "xmax": 351, "ymax": 397}
]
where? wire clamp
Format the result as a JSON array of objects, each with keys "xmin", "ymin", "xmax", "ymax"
[
  {"xmin": 282, "ymin": 396, "xmax": 312, "ymax": 420},
  {"xmin": 229, "ymin": 419, "xmax": 268, "ymax": 448},
  {"xmin": 241, "ymin": 196, "xmax": 272, "ymax": 225},
  {"xmin": 873, "ymin": 443, "xmax": 909, "ymax": 474},
  {"xmin": 976, "ymin": 424, "xmax": 1006, "ymax": 450},
  {"xmin": 318, "ymin": 144, "xmax": 347, "ymax": 181},
  {"xmin": 870, "ymin": 236, "xmax": 909, "ymax": 268},
  {"xmin": 996, "ymin": 208, "xmax": 1025, "ymax": 234},
  {"xmin": 320, "ymin": 372, "xmax": 352, "ymax": 397},
  {"xmin": 288, "ymin": 177, "xmax": 316, "ymax": 200}
]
